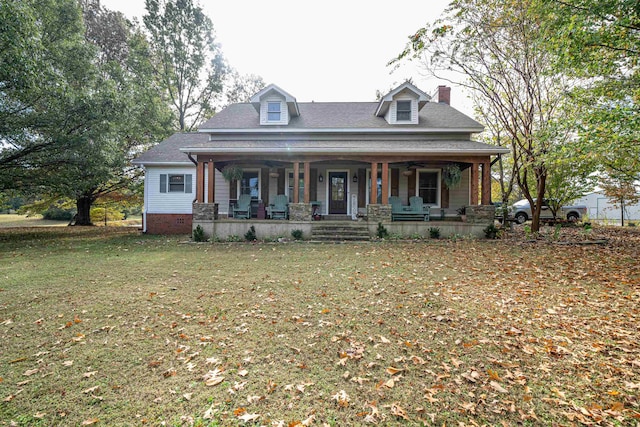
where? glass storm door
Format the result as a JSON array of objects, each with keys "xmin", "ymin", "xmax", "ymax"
[{"xmin": 329, "ymin": 172, "xmax": 347, "ymax": 214}]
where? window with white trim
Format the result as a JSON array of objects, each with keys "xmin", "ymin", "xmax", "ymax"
[
  {"xmin": 396, "ymin": 100, "xmax": 411, "ymax": 121},
  {"xmin": 417, "ymin": 170, "xmax": 440, "ymax": 205},
  {"xmin": 159, "ymin": 174, "xmax": 192, "ymax": 194},
  {"xmin": 267, "ymin": 102, "xmax": 281, "ymax": 121}
]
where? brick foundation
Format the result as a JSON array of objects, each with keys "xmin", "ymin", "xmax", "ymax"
[{"xmin": 146, "ymin": 214, "xmax": 193, "ymax": 234}]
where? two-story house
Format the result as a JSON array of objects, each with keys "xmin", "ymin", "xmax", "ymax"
[{"xmin": 133, "ymin": 82, "xmax": 508, "ymax": 239}]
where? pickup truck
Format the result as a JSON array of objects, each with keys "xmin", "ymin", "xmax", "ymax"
[{"xmin": 511, "ymin": 199, "xmax": 587, "ymax": 224}]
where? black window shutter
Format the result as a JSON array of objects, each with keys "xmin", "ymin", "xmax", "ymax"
[
  {"xmin": 185, "ymin": 174, "xmax": 192, "ymax": 193},
  {"xmin": 160, "ymin": 174, "xmax": 167, "ymax": 193}
]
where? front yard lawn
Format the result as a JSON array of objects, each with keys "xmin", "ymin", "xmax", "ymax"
[{"xmin": 0, "ymin": 227, "xmax": 638, "ymax": 426}]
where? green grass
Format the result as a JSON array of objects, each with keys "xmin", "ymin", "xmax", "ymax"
[
  {"xmin": 0, "ymin": 226, "xmax": 638, "ymax": 426},
  {"xmin": 0, "ymin": 214, "xmax": 68, "ymax": 227},
  {"xmin": 0, "ymin": 214, "xmax": 141, "ymax": 228}
]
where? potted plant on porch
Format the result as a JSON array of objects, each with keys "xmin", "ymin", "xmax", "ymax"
[
  {"xmin": 457, "ymin": 206, "xmax": 467, "ymax": 222},
  {"xmin": 443, "ymin": 164, "xmax": 462, "ymax": 189},
  {"xmin": 221, "ymin": 164, "xmax": 244, "ymax": 182}
]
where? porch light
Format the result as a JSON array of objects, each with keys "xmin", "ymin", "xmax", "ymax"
[
  {"xmin": 352, "ymin": 175, "xmax": 358, "ymax": 183},
  {"xmin": 318, "ymin": 174, "xmax": 324, "ymax": 183},
  {"xmin": 269, "ymin": 171, "xmax": 280, "ymax": 178},
  {"xmin": 402, "ymin": 170, "xmax": 413, "ymax": 177}
]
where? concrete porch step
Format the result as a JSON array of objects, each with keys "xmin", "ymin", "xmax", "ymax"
[{"xmin": 311, "ymin": 221, "xmax": 371, "ymax": 242}]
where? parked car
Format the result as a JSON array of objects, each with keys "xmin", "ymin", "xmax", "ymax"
[
  {"xmin": 511, "ymin": 199, "xmax": 587, "ymax": 224},
  {"xmin": 492, "ymin": 201, "xmax": 513, "ymax": 222}
]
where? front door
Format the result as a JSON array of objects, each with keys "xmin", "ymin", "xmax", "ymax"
[{"xmin": 329, "ymin": 172, "xmax": 347, "ymax": 214}]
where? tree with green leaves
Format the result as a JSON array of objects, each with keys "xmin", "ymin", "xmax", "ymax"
[
  {"xmin": 1, "ymin": 0, "xmax": 173, "ymax": 225},
  {"xmin": 0, "ymin": 0, "xmax": 97, "ymax": 189},
  {"xmin": 541, "ymin": 0, "xmax": 639, "ymax": 195},
  {"xmin": 392, "ymin": 0, "xmax": 582, "ymax": 232},
  {"xmin": 223, "ymin": 71, "xmax": 265, "ymax": 106},
  {"xmin": 143, "ymin": 0, "xmax": 227, "ymax": 131},
  {"xmin": 63, "ymin": 0, "xmax": 173, "ymax": 225}
]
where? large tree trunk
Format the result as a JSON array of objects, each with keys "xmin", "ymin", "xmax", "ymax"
[{"xmin": 74, "ymin": 196, "xmax": 94, "ymax": 226}]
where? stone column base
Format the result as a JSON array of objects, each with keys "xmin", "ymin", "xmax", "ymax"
[
  {"xmin": 466, "ymin": 205, "xmax": 495, "ymax": 224},
  {"xmin": 289, "ymin": 203, "xmax": 312, "ymax": 221},
  {"xmin": 367, "ymin": 204, "xmax": 392, "ymax": 222}
]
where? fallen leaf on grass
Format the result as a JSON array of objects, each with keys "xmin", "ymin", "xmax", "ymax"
[
  {"xmin": 490, "ymin": 381, "xmax": 508, "ymax": 393},
  {"xmin": 23, "ymin": 369, "xmax": 39, "ymax": 376},
  {"xmin": 301, "ymin": 414, "xmax": 315, "ymax": 425},
  {"xmin": 203, "ymin": 404, "xmax": 217, "ymax": 419},
  {"xmin": 551, "ymin": 387, "xmax": 566, "ymax": 399},
  {"xmin": 462, "ymin": 370, "xmax": 480, "ymax": 382},
  {"xmin": 81, "ymin": 418, "xmax": 99, "ymax": 425},
  {"xmin": 385, "ymin": 366, "xmax": 403, "ymax": 375},
  {"xmin": 203, "ymin": 368, "xmax": 224, "ymax": 386},
  {"xmin": 83, "ymin": 386, "xmax": 99, "ymax": 394},
  {"xmin": 62, "ymin": 360, "xmax": 73, "ymax": 367},
  {"xmin": 332, "ymin": 390, "xmax": 350, "ymax": 407},
  {"xmin": 391, "ymin": 403, "xmax": 408, "ymax": 420},
  {"xmin": 237, "ymin": 412, "xmax": 260, "ymax": 423},
  {"xmin": 487, "ymin": 369, "xmax": 501, "ymax": 381},
  {"xmin": 238, "ymin": 369, "xmax": 248, "ymax": 377},
  {"xmin": 162, "ymin": 368, "xmax": 176, "ymax": 378}
]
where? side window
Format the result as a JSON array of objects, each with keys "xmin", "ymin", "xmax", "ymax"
[
  {"xmin": 168, "ymin": 174, "xmax": 185, "ymax": 192},
  {"xmin": 159, "ymin": 174, "xmax": 192, "ymax": 193}
]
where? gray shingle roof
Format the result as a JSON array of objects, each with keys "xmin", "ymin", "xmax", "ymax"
[
  {"xmin": 132, "ymin": 102, "xmax": 507, "ymax": 166},
  {"xmin": 132, "ymin": 132, "xmax": 207, "ymax": 165},
  {"xmin": 199, "ymin": 102, "xmax": 483, "ymax": 130}
]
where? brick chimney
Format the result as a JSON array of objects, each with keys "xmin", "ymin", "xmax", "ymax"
[{"xmin": 437, "ymin": 85, "xmax": 451, "ymax": 105}]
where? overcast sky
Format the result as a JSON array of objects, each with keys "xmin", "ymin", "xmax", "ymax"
[{"xmin": 100, "ymin": 0, "xmax": 472, "ymax": 114}]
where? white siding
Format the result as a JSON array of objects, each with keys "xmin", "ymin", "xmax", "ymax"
[
  {"xmin": 145, "ymin": 166, "xmax": 196, "ymax": 214},
  {"xmin": 260, "ymin": 95, "xmax": 288, "ymax": 125}
]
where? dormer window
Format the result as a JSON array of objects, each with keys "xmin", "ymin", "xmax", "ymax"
[
  {"xmin": 375, "ymin": 82, "xmax": 429, "ymax": 125},
  {"xmin": 267, "ymin": 102, "xmax": 281, "ymax": 122},
  {"xmin": 250, "ymin": 84, "xmax": 300, "ymax": 125},
  {"xmin": 396, "ymin": 101, "xmax": 412, "ymax": 121}
]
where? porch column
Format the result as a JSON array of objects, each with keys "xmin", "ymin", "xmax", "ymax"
[
  {"xmin": 481, "ymin": 160, "xmax": 491, "ymax": 205},
  {"xmin": 303, "ymin": 161, "xmax": 310, "ymax": 203},
  {"xmin": 470, "ymin": 163, "xmax": 479, "ymax": 205},
  {"xmin": 196, "ymin": 160, "xmax": 205, "ymax": 203},
  {"xmin": 381, "ymin": 162, "xmax": 389, "ymax": 205},
  {"xmin": 293, "ymin": 162, "xmax": 300, "ymax": 203},
  {"xmin": 370, "ymin": 162, "xmax": 378, "ymax": 205},
  {"xmin": 207, "ymin": 161, "xmax": 215, "ymax": 204}
]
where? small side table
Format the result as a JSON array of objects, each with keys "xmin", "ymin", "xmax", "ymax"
[{"xmin": 257, "ymin": 202, "xmax": 266, "ymax": 219}]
